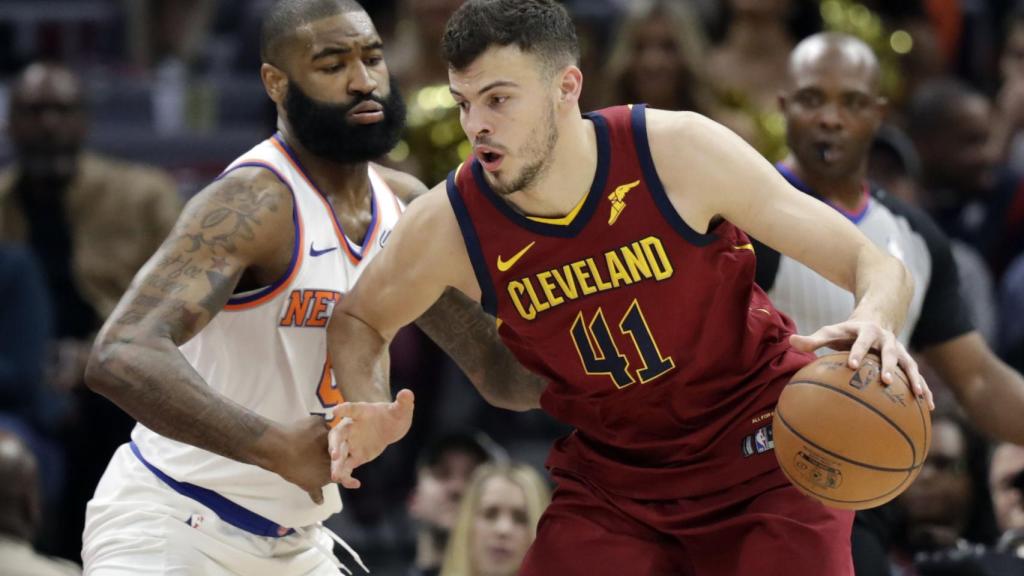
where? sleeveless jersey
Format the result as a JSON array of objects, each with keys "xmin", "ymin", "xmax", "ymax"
[
  {"xmin": 447, "ymin": 104, "xmax": 812, "ymax": 500},
  {"xmin": 131, "ymin": 133, "xmax": 404, "ymax": 529}
]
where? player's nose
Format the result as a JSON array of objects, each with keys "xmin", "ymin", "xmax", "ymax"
[
  {"xmin": 347, "ymin": 61, "xmax": 378, "ymax": 96},
  {"xmin": 463, "ymin": 106, "xmax": 492, "ymax": 140}
]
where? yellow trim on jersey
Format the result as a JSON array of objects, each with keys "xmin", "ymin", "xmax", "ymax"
[
  {"xmin": 454, "ymin": 162, "xmax": 465, "ymax": 180},
  {"xmin": 526, "ymin": 189, "xmax": 590, "ymax": 225}
]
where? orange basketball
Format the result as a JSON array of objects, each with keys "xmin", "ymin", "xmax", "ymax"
[{"xmin": 772, "ymin": 352, "xmax": 931, "ymax": 510}]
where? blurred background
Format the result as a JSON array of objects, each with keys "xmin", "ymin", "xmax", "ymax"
[{"xmin": 2, "ymin": 0, "xmax": 1024, "ymax": 575}]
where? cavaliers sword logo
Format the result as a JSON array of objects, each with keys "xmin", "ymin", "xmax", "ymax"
[{"xmin": 608, "ymin": 180, "xmax": 640, "ymax": 225}]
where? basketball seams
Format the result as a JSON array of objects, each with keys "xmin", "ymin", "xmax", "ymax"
[
  {"xmin": 775, "ymin": 449, "xmax": 915, "ymax": 507},
  {"xmin": 775, "ymin": 405, "xmax": 918, "ymax": 473},
  {"xmin": 785, "ymin": 379, "xmax": 918, "ymax": 469}
]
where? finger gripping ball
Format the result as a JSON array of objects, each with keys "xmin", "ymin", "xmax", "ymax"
[{"xmin": 772, "ymin": 352, "xmax": 931, "ymax": 510}]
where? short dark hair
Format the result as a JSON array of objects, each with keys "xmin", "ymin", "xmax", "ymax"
[
  {"xmin": 260, "ymin": 0, "xmax": 366, "ymax": 65},
  {"xmin": 416, "ymin": 431, "xmax": 501, "ymax": 472},
  {"xmin": 442, "ymin": 0, "xmax": 580, "ymax": 74},
  {"xmin": 906, "ymin": 78, "xmax": 982, "ymax": 139}
]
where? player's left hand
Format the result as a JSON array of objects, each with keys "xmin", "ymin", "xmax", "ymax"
[
  {"xmin": 328, "ymin": 389, "xmax": 415, "ymax": 489},
  {"xmin": 790, "ymin": 320, "xmax": 934, "ymax": 410}
]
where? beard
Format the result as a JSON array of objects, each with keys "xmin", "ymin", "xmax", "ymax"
[
  {"xmin": 284, "ymin": 76, "xmax": 406, "ymax": 163},
  {"xmin": 489, "ymin": 103, "xmax": 559, "ymax": 197}
]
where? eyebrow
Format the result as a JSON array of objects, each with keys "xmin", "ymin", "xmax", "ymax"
[
  {"xmin": 311, "ymin": 41, "xmax": 383, "ymax": 61},
  {"xmin": 450, "ymin": 80, "xmax": 519, "ymax": 98}
]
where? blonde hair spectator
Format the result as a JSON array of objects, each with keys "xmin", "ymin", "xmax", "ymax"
[
  {"xmin": 440, "ymin": 463, "xmax": 551, "ymax": 576},
  {"xmin": 601, "ymin": 0, "xmax": 713, "ymax": 114}
]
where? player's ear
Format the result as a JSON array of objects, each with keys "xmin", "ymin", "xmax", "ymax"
[
  {"xmin": 557, "ymin": 65, "xmax": 583, "ymax": 106},
  {"xmin": 261, "ymin": 63, "xmax": 288, "ymax": 105}
]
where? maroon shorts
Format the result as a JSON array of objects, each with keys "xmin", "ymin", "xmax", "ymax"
[{"xmin": 519, "ymin": 466, "xmax": 853, "ymax": 576}]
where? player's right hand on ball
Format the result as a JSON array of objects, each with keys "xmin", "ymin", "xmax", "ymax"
[
  {"xmin": 274, "ymin": 416, "xmax": 332, "ymax": 504},
  {"xmin": 328, "ymin": 389, "xmax": 414, "ymax": 489}
]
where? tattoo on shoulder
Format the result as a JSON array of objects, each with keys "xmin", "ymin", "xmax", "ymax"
[{"xmin": 184, "ymin": 181, "xmax": 282, "ymax": 255}]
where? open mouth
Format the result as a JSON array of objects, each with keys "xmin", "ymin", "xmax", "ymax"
[
  {"xmin": 475, "ymin": 146, "xmax": 505, "ymax": 172},
  {"xmin": 815, "ymin": 142, "xmax": 841, "ymax": 164}
]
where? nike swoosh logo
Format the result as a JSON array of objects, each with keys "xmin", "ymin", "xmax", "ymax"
[
  {"xmin": 733, "ymin": 243, "xmax": 754, "ymax": 253},
  {"xmin": 497, "ymin": 241, "xmax": 536, "ymax": 272},
  {"xmin": 309, "ymin": 244, "xmax": 339, "ymax": 257}
]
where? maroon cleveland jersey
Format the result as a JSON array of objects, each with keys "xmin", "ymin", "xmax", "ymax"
[{"xmin": 447, "ymin": 104, "xmax": 814, "ymax": 499}]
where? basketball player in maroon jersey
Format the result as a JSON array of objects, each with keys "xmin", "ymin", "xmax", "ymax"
[{"xmin": 324, "ymin": 1, "xmax": 931, "ymax": 574}]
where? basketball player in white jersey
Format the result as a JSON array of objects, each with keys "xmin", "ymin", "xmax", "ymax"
[
  {"xmin": 757, "ymin": 32, "xmax": 1024, "ymax": 574},
  {"xmin": 80, "ymin": 1, "xmax": 544, "ymax": 574}
]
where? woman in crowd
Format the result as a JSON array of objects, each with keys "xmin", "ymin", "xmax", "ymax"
[{"xmin": 440, "ymin": 463, "xmax": 550, "ymax": 576}]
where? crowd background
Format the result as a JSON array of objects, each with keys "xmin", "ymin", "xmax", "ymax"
[{"xmin": 2, "ymin": 1, "xmax": 1024, "ymax": 575}]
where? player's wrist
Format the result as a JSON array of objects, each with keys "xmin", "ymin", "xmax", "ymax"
[{"xmin": 247, "ymin": 421, "xmax": 290, "ymax": 474}]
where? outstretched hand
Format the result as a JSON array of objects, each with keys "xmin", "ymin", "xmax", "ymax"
[
  {"xmin": 328, "ymin": 389, "xmax": 415, "ymax": 489},
  {"xmin": 790, "ymin": 320, "xmax": 934, "ymax": 409}
]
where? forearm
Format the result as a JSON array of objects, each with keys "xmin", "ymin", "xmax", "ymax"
[
  {"xmin": 328, "ymin": 310, "xmax": 392, "ymax": 403},
  {"xmin": 849, "ymin": 246, "xmax": 913, "ymax": 333},
  {"xmin": 415, "ymin": 288, "xmax": 543, "ymax": 411},
  {"xmin": 86, "ymin": 336, "xmax": 284, "ymax": 471},
  {"xmin": 954, "ymin": 356, "xmax": 1024, "ymax": 444}
]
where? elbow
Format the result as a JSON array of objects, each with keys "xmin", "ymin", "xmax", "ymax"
[
  {"xmin": 84, "ymin": 335, "xmax": 125, "ymax": 397},
  {"xmin": 84, "ymin": 342, "xmax": 112, "ymax": 395}
]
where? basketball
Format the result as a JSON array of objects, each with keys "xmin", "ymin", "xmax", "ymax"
[{"xmin": 773, "ymin": 352, "xmax": 931, "ymax": 510}]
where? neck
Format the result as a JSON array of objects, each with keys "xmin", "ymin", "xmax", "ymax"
[
  {"xmin": 725, "ymin": 16, "xmax": 791, "ymax": 56},
  {"xmin": 278, "ymin": 125, "xmax": 372, "ymax": 206},
  {"xmin": 504, "ymin": 114, "xmax": 597, "ymax": 218},
  {"xmin": 782, "ymin": 155, "xmax": 866, "ymax": 211},
  {"xmin": 414, "ymin": 528, "xmax": 446, "ymax": 569}
]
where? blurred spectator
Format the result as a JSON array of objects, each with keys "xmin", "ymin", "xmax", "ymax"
[
  {"xmin": 385, "ymin": 0, "xmax": 467, "ymax": 185},
  {"xmin": 121, "ymin": 0, "xmax": 220, "ymax": 70},
  {"xmin": 408, "ymin": 432, "xmax": 500, "ymax": 576},
  {"xmin": 891, "ymin": 412, "xmax": 998, "ymax": 574},
  {"xmin": 0, "ymin": 245, "xmax": 65, "ymax": 526},
  {"xmin": 990, "ymin": 443, "xmax": 1024, "ymax": 537},
  {"xmin": 0, "ymin": 430, "xmax": 79, "ymax": 575},
  {"xmin": 0, "ymin": 61, "xmax": 181, "ymax": 560},
  {"xmin": 869, "ymin": 127, "xmax": 1000, "ymax": 344},
  {"xmin": 599, "ymin": 0, "xmax": 714, "ymax": 115},
  {"xmin": 907, "ymin": 78, "xmax": 1024, "ymax": 280},
  {"xmin": 1001, "ymin": 253, "xmax": 1024, "ymax": 371},
  {"xmin": 389, "ymin": 0, "xmax": 464, "ymax": 93},
  {"xmin": 992, "ymin": 5, "xmax": 1024, "ymax": 173},
  {"xmin": 0, "ymin": 246, "xmax": 54, "ymax": 434},
  {"xmin": 440, "ymin": 462, "xmax": 550, "ymax": 576},
  {"xmin": 707, "ymin": 0, "xmax": 806, "ymax": 159}
]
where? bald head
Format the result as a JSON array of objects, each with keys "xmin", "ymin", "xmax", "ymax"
[
  {"xmin": 12, "ymin": 62, "xmax": 81, "ymax": 105},
  {"xmin": 0, "ymin": 431, "xmax": 40, "ymax": 541},
  {"xmin": 780, "ymin": 32, "xmax": 886, "ymax": 183},
  {"xmin": 788, "ymin": 32, "xmax": 880, "ymax": 92},
  {"xmin": 260, "ymin": 0, "xmax": 367, "ymax": 66}
]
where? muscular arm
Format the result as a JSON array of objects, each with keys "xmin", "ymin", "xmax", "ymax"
[
  {"xmin": 355, "ymin": 173, "xmax": 545, "ymax": 410},
  {"xmin": 923, "ymin": 333, "xmax": 1024, "ymax": 444},
  {"xmin": 647, "ymin": 109, "xmax": 926, "ymax": 398},
  {"xmin": 647, "ymin": 109, "xmax": 913, "ymax": 334},
  {"xmin": 85, "ymin": 169, "xmax": 298, "ymax": 473},
  {"xmin": 415, "ymin": 288, "xmax": 544, "ymax": 411},
  {"xmin": 327, "ymin": 186, "xmax": 478, "ymax": 403}
]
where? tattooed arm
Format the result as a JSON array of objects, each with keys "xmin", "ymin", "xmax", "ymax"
[
  {"xmin": 85, "ymin": 168, "xmax": 331, "ymax": 502},
  {"xmin": 375, "ymin": 169, "xmax": 545, "ymax": 410},
  {"xmin": 415, "ymin": 289, "xmax": 544, "ymax": 411}
]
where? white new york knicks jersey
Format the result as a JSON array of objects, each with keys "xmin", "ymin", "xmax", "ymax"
[{"xmin": 131, "ymin": 133, "xmax": 404, "ymax": 529}]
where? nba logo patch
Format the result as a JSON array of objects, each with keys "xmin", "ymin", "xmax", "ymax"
[{"xmin": 742, "ymin": 425, "xmax": 774, "ymax": 458}]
